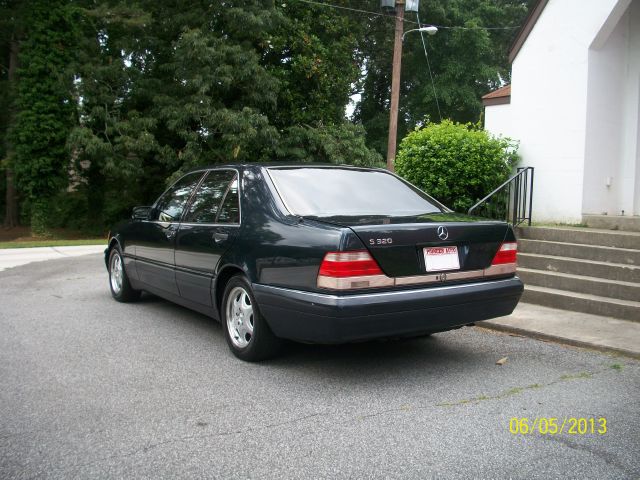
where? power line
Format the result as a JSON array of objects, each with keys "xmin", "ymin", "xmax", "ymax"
[
  {"xmin": 295, "ymin": 0, "xmax": 418, "ymax": 25},
  {"xmin": 417, "ymin": 13, "xmax": 442, "ymax": 122},
  {"xmin": 434, "ymin": 25, "xmax": 520, "ymax": 30},
  {"xmin": 294, "ymin": 0, "xmax": 520, "ymax": 30}
]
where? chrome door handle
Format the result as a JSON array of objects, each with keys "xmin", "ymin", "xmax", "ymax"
[{"xmin": 213, "ymin": 232, "xmax": 228, "ymax": 243}]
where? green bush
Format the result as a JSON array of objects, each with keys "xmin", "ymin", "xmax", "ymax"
[{"xmin": 395, "ymin": 120, "xmax": 518, "ymax": 212}]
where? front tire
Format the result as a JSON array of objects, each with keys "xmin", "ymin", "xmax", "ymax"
[
  {"xmin": 108, "ymin": 247, "xmax": 141, "ymax": 303},
  {"xmin": 222, "ymin": 275, "xmax": 282, "ymax": 361}
]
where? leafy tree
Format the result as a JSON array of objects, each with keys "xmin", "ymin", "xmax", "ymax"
[
  {"xmin": 267, "ymin": 1, "xmax": 362, "ymax": 127},
  {"xmin": 275, "ymin": 122, "xmax": 383, "ymax": 167},
  {"xmin": 0, "ymin": 0, "xmax": 27, "ymax": 227},
  {"xmin": 69, "ymin": 1, "xmax": 288, "ymax": 225},
  {"xmin": 67, "ymin": 2, "xmax": 161, "ymax": 228},
  {"xmin": 11, "ymin": 0, "xmax": 79, "ymax": 234},
  {"xmin": 2, "ymin": 0, "xmax": 531, "ymax": 231},
  {"xmin": 153, "ymin": 2, "xmax": 285, "ymax": 169},
  {"xmin": 68, "ymin": 0, "xmax": 381, "ymax": 227},
  {"xmin": 395, "ymin": 120, "xmax": 518, "ymax": 211}
]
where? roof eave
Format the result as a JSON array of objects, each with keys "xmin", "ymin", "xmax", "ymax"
[
  {"xmin": 482, "ymin": 96, "xmax": 511, "ymax": 107},
  {"xmin": 508, "ymin": 0, "xmax": 550, "ymax": 63}
]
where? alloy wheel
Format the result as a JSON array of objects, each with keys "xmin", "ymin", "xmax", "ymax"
[
  {"xmin": 226, "ymin": 286, "xmax": 254, "ymax": 348},
  {"xmin": 110, "ymin": 252, "xmax": 123, "ymax": 295}
]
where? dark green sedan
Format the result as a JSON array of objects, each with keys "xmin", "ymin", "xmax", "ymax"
[{"xmin": 105, "ymin": 164, "xmax": 523, "ymax": 361}]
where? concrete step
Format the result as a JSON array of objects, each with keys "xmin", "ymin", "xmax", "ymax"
[
  {"xmin": 521, "ymin": 285, "xmax": 640, "ymax": 322},
  {"xmin": 583, "ymin": 214, "xmax": 640, "ymax": 232},
  {"xmin": 517, "ymin": 253, "xmax": 640, "ymax": 283},
  {"xmin": 518, "ymin": 267, "xmax": 640, "ymax": 302},
  {"xmin": 518, "ymin": 238, "xmax": 640, "ymax": 265},
  {"xmin": 517, "ymin": 226, "xmax": 640, "ymax": 249}
]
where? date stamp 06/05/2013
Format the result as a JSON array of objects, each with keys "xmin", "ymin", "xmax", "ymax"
[{"xmin": 509, "ymin": 417, "xmax": 608, "ymax": 436}]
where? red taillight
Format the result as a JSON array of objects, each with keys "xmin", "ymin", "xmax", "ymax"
[
  {"xmin": 318, "ymin": 250, "xmax": 383, "ymax": 277},
  {"xmin": 317, "ymin": 250, "xmax": 392, "ymax": 290},
  {"xmin": 491, "ymin": 242, "xmax": 517, "ymax": 265}
]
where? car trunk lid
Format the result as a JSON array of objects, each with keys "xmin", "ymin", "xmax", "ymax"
[{"xmin": 308, "ymin": 212, "xmax": 510, "ymax": 278}]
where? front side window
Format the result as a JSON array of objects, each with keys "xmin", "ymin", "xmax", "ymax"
[
  {"xmin": 183, "ymin": 170, "xmax": 237, "ymax": 224},
  {"xmin": 268, "ymin": 167, "xmax": 442, "ymax": 217},
  {"xmin": 151, "ymin": 172, "xmax": 204, "ymax": 222}
]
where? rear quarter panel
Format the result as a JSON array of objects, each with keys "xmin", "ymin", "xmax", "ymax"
[{"xmin": 217, "ymin": 167, "xmax": 345, "ymax": 292}]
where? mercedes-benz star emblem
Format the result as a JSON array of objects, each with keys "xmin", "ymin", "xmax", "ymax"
[{"xmin": 437, "ymin": 226, "xmax": 449, "ymax": 240}]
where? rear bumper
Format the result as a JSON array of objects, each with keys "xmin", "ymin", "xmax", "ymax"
[{"xmin": 253, "ymin": 277, "xmax": 524, "ymax": 343}]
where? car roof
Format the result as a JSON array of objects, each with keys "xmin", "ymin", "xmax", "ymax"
[{"xmin": 185, "ymin": 163, "xmax": 385, "ymax": 174}]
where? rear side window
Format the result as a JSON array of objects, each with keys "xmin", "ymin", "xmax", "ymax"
[
  {"xmin": 217, "ymin": 177, "xmax": 240, "ymax": 224},
  {"xmin": 268, "ymin": 167, "xmax": 442, "ymax": 217},
  {"xmin": 184, "ymin": 170, "xmax": 237, "ymax": 224},
  {"xmin": 151, "ymin": 172, "xmax": 204, "ymax": 222}
]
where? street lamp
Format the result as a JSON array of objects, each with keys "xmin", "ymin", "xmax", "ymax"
[{"xmin": 402, "ymin": 25, "xmax": 438, "ymax": 41}]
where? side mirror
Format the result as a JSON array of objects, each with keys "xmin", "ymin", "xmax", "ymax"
[{"xmin": 132, "ymin": 206, "xmax": 151, "ymax": 221}]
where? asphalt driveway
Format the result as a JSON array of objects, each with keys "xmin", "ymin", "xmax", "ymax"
[{"xmin": 1, "ymin": 254, "xmax": 638, "ymax": 479}]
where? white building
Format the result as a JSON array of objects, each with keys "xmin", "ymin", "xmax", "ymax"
[{"xmin": 483, "ymin": 0, "xmax": 640, "ymax": 223}]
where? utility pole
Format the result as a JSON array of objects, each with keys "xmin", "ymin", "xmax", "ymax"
[{"xmin": 386, "ymin": 0, "xmax": 405, "ymax": 172}]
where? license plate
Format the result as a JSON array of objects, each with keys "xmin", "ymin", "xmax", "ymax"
[{"xmin": 424, "ymin": 246, "xmax": 460, "ymax": 272}]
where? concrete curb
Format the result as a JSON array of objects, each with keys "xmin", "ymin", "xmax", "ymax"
[{"xmin": 478, "ymin": 322, "xmax": 640, "ymax": 360}]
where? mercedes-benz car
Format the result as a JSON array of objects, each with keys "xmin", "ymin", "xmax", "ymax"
[{"xmin": 105, "ymin": 164, "xmax": 523, "ymax": 361}]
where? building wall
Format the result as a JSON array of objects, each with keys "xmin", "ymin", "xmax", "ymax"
[
  {"xmin": 624, "ymin": 2, "xmax": 640, "ymax": 216},
  {"xmin": 484, "ymin": 0, "xmax": 633, "ymax": 222},
  {"xmin": 636, "ymin": 85, "xmax": 640, "ymax": 215},
  {"xmin": 483, "ymin": 103, "xmax": 512, "ymax": 137},
  {"xmin": 583, "ymin": 0, "xmax": 640, "ymax": 216}
]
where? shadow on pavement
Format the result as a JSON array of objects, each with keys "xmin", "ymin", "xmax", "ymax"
[{"xmin": 120, "ymin": 289, "xmax": 510, "ymax": 386}]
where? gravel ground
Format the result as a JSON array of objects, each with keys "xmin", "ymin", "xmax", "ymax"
[{"xmin": 1, "ymin": 254, "xmax": 638, "ymax": 479}]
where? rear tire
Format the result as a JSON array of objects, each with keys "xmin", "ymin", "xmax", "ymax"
[
  {"xmin": 221, "ymin": 275, "xmax": 282, "ymax": 362},
  {"xmin": 108, "ymin": 246, "xmax": 141, "ymax": 303}
]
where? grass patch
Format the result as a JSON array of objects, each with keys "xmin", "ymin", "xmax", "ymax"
[
  {"xmin": 610, "ymin": 363, "xmax": 623, "ymax": 371},
  {"xmin": 436, "ymin": 387, "xmax": 529, "ymax": 407},
  {"xmin": 436, "ymin": 374, "xmax": 594, "ymax": 408},
  {"xmin": 0, "ymin": 226, "xmax": 107, "ymax": 248},
  {"xmin": 505, "ymin": 387, "xmax": 524, "ymax": 396},
  {"xmin": 559, "ymin": 372, "xmax": 592, "ymax": 380},
  {"xmin": 0, "ymin": 239, "xmax": 105, "ymax": 249}
]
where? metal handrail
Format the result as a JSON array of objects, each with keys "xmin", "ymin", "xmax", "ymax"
[{"xmin": 468, "ymin": 166, "xmax": 534, "ymax": 226}]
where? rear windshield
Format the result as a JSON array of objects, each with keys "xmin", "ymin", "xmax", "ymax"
[{"xmin": 268, "ymin": 167, "xmax": 443, "ymax": 217}]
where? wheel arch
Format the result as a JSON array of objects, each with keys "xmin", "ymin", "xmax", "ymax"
[
  {"xmin": 105, "ymin": 236, "xmax": 122, "ymax": 268},
  {"xmin": 214, "ymin": 264, "xmax": 247, "ymax": 314},
  {"xmin": 108, "ymin": 237, "xmax": 121, "ymax": 252}
]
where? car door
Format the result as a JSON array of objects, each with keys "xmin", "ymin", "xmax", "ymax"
[
  {"xmin": 134, "ymin": 171, "xmax": 205, "ymax": 295},
  {"xmin": 174, "ymin": 169, "xmax": 241, "ymax": 306}
]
